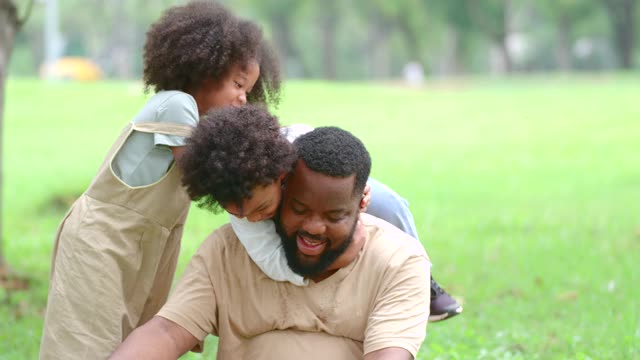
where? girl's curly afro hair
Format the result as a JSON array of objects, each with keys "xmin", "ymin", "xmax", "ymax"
[
  {"xmin": 143, "ymin": 1, "xmax": 281, "ymax": 106},
  {"xmin": 179, "ymin": 104, "xmax": 296, "ymax": 213}
]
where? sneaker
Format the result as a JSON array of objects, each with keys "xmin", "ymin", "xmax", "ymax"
[{"xmin": 429, "ymin": 276, "xmax": 463, "ymax": 322}]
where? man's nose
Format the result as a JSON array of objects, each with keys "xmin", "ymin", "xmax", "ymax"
[{"xmin": 302, "ymin": 215, "xmax": 326, "ymax": 235}]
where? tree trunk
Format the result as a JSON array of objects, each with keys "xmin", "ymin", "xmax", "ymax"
[
  {"xmin": 495, "ymin": 35, "xmax": 513, "ymax": 73},
  {"xmin": 0, "ymin": 0, "xmax": 20, "ymax": 269},
  {"xmin": 604, "ymin": 0, "xmax": 636, "ymax": 69},
  {"xmin": 112, "ymin": 0, "xmax": 134, "ymax": 78},
  {"xmin": 366, "ymin": 14, "xmax": 391, "ymax": 79},
  {"xmin": 439, "ymin": 27, "xmax": 464, "ymax": 76},
  {"xmin": 614, "ymin": 1, "xmax": 635, "ymax": 69},
  {"xmin": 270, "ymin": 14, "xmax": 310, "ymax": 78},
  {"xmin": 320, "ymin": 0, "xmax": 337, "ymax": 79},
  {"xmin": 555, "ymin": 14, "xmax": 573, "ymax": 71}
]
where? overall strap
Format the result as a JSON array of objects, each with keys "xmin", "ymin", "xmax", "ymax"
[{"xmin": 132, "ymin": 122, "xmax": 194, "ymax": 138}]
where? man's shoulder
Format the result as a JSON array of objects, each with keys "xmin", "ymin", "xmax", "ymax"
[
  {"xmin": 199, "ymin": 223, "xmax": 247, "ymax": 258},
  {"xmin": 360, "ymin": 213, "xmax": 430, "ymax": 265}
]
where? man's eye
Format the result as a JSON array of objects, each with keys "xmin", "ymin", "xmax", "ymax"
[
  {"xmin": 328, "ymin": 216, "xmax": 345, "ymax": 223},
  {"xmin": 291, "ymin": 206, "xmax": 305, "ymax": 215}
]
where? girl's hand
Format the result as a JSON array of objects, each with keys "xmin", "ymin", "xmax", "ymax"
[{"xmin": 359, "ymin": 183, "xmax": 371, "ymax": 213}]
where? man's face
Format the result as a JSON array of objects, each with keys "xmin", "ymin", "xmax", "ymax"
[{"xmin": 277, "ymin": 160, "xmax": 360, "ymax": 278}]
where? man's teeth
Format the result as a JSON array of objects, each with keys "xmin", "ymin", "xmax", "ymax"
[{"xmin": 303, "ymin": 237, "xmax": 324, "ymax": 245}]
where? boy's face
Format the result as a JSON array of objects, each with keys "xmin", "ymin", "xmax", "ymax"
[
  {"xmin": 223, "ymin": 175, "xmax": 283, "ymax": 222},
  {"xmin": 194, "ymin": 60, "xmax": 260, "ymax": 115}
]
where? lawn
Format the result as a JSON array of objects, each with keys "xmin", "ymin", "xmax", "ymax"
[{"xmin": 1, "ymin": 75, "xmax": 639, "ymax": 359}]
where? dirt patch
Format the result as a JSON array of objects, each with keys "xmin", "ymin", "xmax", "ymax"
[
  {"xmin": 1, "ymin": 264, "xmax": 30, "ymax": 304},
  {"xmin": 40, "ymin": 193, "xmax": 81, "ymax": 214}
]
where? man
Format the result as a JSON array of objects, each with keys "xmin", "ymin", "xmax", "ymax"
[{"xmin": 111, "ymin": 126, "xmax": 431, "ymax": 359}]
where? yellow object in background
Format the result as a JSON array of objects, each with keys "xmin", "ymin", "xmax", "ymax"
[{"xmin": 40, "ymin": 57, "xmax": 103, "ymax": 81}]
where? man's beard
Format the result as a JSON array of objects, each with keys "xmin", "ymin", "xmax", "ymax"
[{"xmin": 275, "ymin": 216, "xmax": 358, "ymax": 278}]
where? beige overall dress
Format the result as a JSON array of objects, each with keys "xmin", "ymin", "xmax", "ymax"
[{"xmin": 39, "ymin": 122, "xmax": 193, "ymax": 360}]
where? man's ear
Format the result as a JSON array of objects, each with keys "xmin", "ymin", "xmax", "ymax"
[{"xmin": 359, "ymin": 183, "xmax": 371, "ymax": 213}]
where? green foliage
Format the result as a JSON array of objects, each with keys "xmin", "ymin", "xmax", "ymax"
[
  {"xmin": 8, "ymin": 0, "xmax": 637, "ymax": 80},
  {"xmin": 2, "ymin": 76, "xmax": 640, "ymax": 358}
]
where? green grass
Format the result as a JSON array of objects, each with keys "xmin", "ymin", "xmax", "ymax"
[{"xmin": 2, "ymin": 75, "xmax": 639, "ymax": 359}]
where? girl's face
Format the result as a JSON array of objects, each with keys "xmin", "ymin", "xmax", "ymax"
[
  {"xmin": 193, "ymin": 60, "xmax": 260, "ymax": 115},
  {"xmin": 224, "ymin": 174, "xmax": 285, "ymax": 223}
]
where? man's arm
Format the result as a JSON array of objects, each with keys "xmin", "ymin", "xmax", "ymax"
[
  {"xmin": 110, "ymin": 316, "xmax": 198, "ymax": 360},
  {"xmin": 365, "ymin": 347, "xmax": 414, "ymax": 360},
  {"xmin": 364, "ymin": 254, "xmax": 430, "ymax": 358}
]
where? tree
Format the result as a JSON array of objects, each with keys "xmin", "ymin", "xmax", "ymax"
[
  {"xmin": 601, "ymin": 0, "xmax": 636, "ymax": 68},
  {"xmin": 466, "ymin": 0, "xmax": 515, "ymax": 73},
  {"xmin": 425, "ymin": 0, "xmax": 476, "ymax": 75},
  {"xmin": 538, "ymin": 0, "xmax": 600, "ymax": 71},
  {"xmin": 1, "ymin": 0, "xmax": 34, "ymax": 273},
  {"xmin": 241, "ymin": 0, "xmax": 311, "ymax": 77},
  {"xmin": 318, "ymin": 0, "xmax": 338, "ymax": 79}
]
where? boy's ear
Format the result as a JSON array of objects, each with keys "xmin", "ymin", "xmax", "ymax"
[{"xmin": 279, "ymin": 172, "xmax": 289, "ymax": 189}]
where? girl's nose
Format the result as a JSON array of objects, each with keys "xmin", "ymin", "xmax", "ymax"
[{"xmin": 238, "ymin": 92, "xmax": 247, "ymax": 105}]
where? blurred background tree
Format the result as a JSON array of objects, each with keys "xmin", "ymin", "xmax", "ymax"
[
  {"xmin": 6, "ymin": 0, "xmax": 640, "ymax": 79},
  {"xmin": 1, "ymin": 0, "xmax": 33, "ymax": 272}
]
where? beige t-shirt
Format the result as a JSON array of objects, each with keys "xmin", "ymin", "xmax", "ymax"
[{"xmin": 158, "ymin": 213, "xmax": 431, "ymax": 359}]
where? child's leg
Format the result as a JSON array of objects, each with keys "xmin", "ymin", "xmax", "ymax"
[
  {"xmin": 365, "ymin": 178, "xmax": 462, "ymax": 322},
  {"xmin": 137, "ymin": 224, "xmax": 184, "ymax": 326},
  {"xmin": 40, "ymin": 196, "xmax": 170, "ymax": 359},
  {"xmin": 365, "ymin": 178, "xmax": 419, "ymax": 240}
]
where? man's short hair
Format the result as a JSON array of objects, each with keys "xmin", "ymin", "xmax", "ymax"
[{"xmin": 292, "ymin": 126, "xmax": 371, "ymax": 195}]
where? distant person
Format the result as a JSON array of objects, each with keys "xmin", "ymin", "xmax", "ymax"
[
  {"xmin": 111, "ymin": 124, "xmax": 431, "ymax": 359},
  {"xmin": 39, "ymin": 2, "xmax": 282, "ymax": 359},
  {"xmin": 403, "ymin": 61, "xmax": 425, "ymax": 87}
]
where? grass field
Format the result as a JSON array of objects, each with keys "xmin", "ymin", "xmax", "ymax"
[{"xmin": 1, "ymin": 75, "xmax": 639, "ymax": 359}]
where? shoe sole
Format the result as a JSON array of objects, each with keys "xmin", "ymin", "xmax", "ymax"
[{"xmin": 428, "ymin": 306, "xmax": 463, "ymax": 323}]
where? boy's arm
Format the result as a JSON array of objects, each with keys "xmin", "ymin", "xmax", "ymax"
[{"xmin": 230, "ymin": 215, "xmax": 307, "ymax": 286}]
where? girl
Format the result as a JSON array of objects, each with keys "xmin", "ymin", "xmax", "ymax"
[{"xmin": 39, "ymin": 2, "xmax": 280, "ymax": 359}]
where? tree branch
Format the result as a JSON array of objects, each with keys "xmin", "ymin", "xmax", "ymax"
[{"xmin": 17, "ymin": 0, "xmax": 35, "ymax": 29}]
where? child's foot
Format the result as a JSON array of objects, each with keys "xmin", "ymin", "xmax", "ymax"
[{"xmin": 429, "ymin": 276, "xmax": 463, "ymax": 322}]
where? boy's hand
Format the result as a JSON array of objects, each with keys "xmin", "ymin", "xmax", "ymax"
[{"xmin": 359, "ymin": 184, "xmax": 371, "ymax": 212}]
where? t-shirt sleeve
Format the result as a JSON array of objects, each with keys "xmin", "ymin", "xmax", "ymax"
[
  {"xmin": 157, "ymin": 235, "xmax": 219, "ymax": 343},
  {"xmin": 153, "ymin": 92, "xmax": 199, "ymax": 147},
  {"xmin": 230, "ymin": 215, "xmax": 307, "ymax": 286},
  {"xmin": 363, "ymin": 255, "xmax": 431, "ymax": 358}
]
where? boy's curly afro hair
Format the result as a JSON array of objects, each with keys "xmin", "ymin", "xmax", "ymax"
[
  {"xmin": 179, "ymin": 104, "xmax": 296, "ymax": 213},
  {"xmin": 143, "ymin": 1, "xmax": 281, "ymax": 106}
]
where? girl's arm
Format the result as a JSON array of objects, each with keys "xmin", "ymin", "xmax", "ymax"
[{"xmin": 230, "ymin": 215, "xmax": 307, "ymax": 286}]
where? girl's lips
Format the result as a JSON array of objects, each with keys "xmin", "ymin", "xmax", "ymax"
[{"xmin": 296, "ymin": 234, "xmax": 327, "ymax": 256}]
